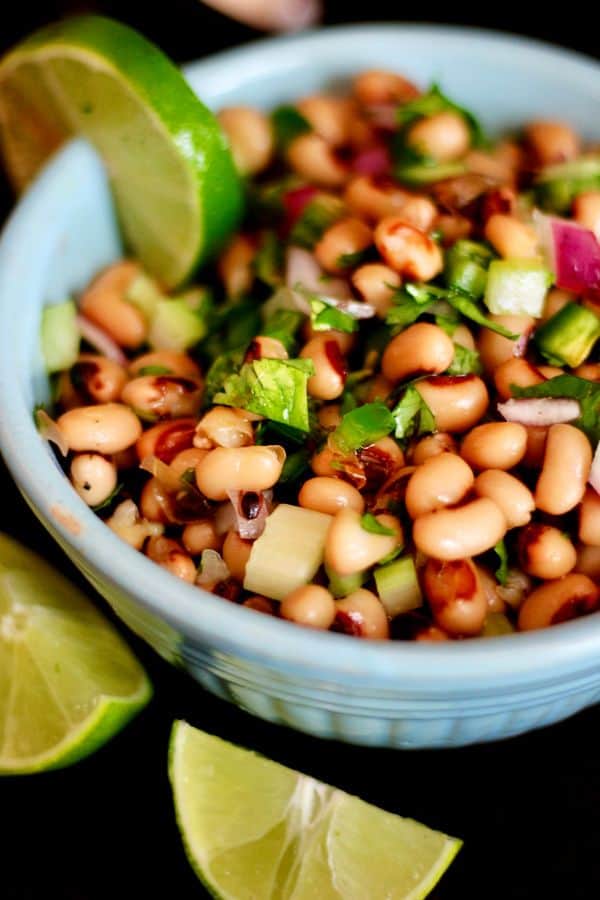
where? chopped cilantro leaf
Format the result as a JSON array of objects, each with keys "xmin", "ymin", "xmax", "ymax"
[
  {"xmin": 330, "ymin": 402, "xmax": 395, "ymax": 453},
  {"xmin": 215, "ymin": 357, "xmax": 314, "ymax": 432}
]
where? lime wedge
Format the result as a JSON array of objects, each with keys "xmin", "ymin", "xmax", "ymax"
[
  {"xmin": 169, "ymin": 721, "xmax": 462, "ymax": 899},
  {"xmin": 0, "ymin": 15, "xmax": 243, "ymax": 287},
  {"xmin": 0, "ymin": 532, "xmax": 151, "ymax": 774}
]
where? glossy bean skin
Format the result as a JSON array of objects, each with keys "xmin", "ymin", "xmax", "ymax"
[
  {"xmin": 535, "ymin": 424, "xmax": 592, "ymax": 514},
  {"xmin": 194, "ymin": 407, "xmax": 254, "ymax": 448},
  {"xmin": 281, "ymin": 585, "xmax": 336, "ymax": 629},
  {"xmin": 579, "ymin": 488, "xmax": 600, "ymax": 546},
  {"xmin": 573, "ymin": 363, "xmax": 600, "ymax": 381},
  {"xmin": 452, "ymin": 324, "xmax": 475, "ymax": 351},
  {"xmin": 344, "ymin": 174, "xmax": 412, "ymax": 222},
  {"xmin": 222, "ymin": 530, "xmax": 252, "ymax": 581},
  {"xmin": 484, "ymin": 214, "xmax": 539, "ymax": 259},
  {"xmin": 325, "ymin": 509, "xmax": 402, "ymax": 575},
  {"xmin": 351, "ymin": 263, "xmax": 401, "ymax": 318},
  {"xmin": 334, "ymin": 589, "xmax": 390, "ymax": 639},
  {"xmin": 524, "ymin": 120, "xmax": 580, "ymax": 166},
  {"xmin": 121, "ymin": 375, "xmax": 203, "ymax": 422},
  {"xmin": 182, "ymin": 521, "xmax": 222, "ymax": 555},
  {"xmin": 58, "ymin": 403, "xmax": 142, "ymax": 454},
  {"xmin": 413, "ymin": 497, "xmax": 507, "ymax": 560},
  {"xmin": 422, "ymin": 558, "xmax": 487, "ymax": 637},
  {"xmin": 217, "ymin": 106, "xmax": 274, "ymax": 175},
  {"xmin": 287, "ymin": 133, "xmax": 348, "ymax": 187},
  {"xmin": 145, "ymin": 535, "xmax": 196, "ymax": 583},
  {"xmin": 195, "ymin": 445, "xmax": 285, "ymax": 501},
  {"xmin": 414, "ymin": 375, "xmax": 489, "ymax": 433},
  {"xmin": 407, "ymin": 111, "xmax": 470, "ymax": 162},
  {"xmin": 298, "ymin": 477, "xmax": 365, "ymax": 516},
  {"xmin": 315, "ymin": 218, "xmax": 372, "ymax": 274},
  {"xmin": 70, "ymin": 354, "xmax": 128, "ymax": 404},
  {"xmin": 537, "ymin": 365, "xmax": 564, "ymax": 379},
  {"xmin": 476, "ymin": 565, "xmax": 506, "ymax": 613},
  {"xmin": 410, "ymin": 433, "xmax": 457, "ymax": 465},
  {"xmin": 300, "ymin": 335, "xmax": 346, "ymax": 400},
  {"xmin": 541, "ymin": 288, "xmax": 573, "ymax": 323},
  {"xmin": 129, "ymin": 350, "xmax": 201, "ymax": 380},
  {"xmin": 79, "ymin": 260, "xmax": 147, "ymax": 348},
  {"xmin": 518, "ymin": 574, "xmax": 599, "ymax": 631},
  {"xmin": 493, "ymin": 358, "xmax": 545, "ymax": 401},
  {"xmin": 381, "ymin": 322, "xmax": 454, "ymax": 383},
  {"xmin": 296, "ymin": 95, "xmax": 354, "ymax": 146},
  {"xmin": 460, "ymin": 422, "xmax": 527, "ymax": 471},
  {"xmin": 474, "ymin": 470, "xmax": 534, "ymax": 528},
  {"xmin": 317, "ymin": 404, "xmax": 342, "ymax": 431},
  {"xmin": 353, "ymin": 69, "xmax": 419, "ymax": 106},
  {"xmin": 478, "ymin": 315, "xmax": 535, "ymax": 373},
  {"xmin": 374, "ymin": 217, "xmax": 443, "ymax": 281},
  {"xmin": 405, "ymin": 453, "xmax": 474, "ymax": 519},
  {"xmin": 69, "ymin": 453, "xmax": 118, "ymax": 507},
  {"xmin": 246, "ymin": 335, "xmax": 288, "ymax": 360},
  {"xmin": 169, "ymin": 447, "xmax": 208, "ymax": 478},
  {"xmin": 217, "ymin": 234, "xmax": 255, "ymax": 298},
  {"xmin": 136, "ymin": 418, "xmax": 197, "ymax": 463},
  {"xmin": 519, "ymin": 522, "xmax": 577, "ymax": 579},
  {"xmin": 523, "ymin": 427, "xmax": 548, "ymax": 468},
  {"xmin": 574, "ymin": 543, "xmax": 600, "ymax": 578},
  {"xmin": 573, "ymin": 191, "xmax": 600, "ymax": 241}
]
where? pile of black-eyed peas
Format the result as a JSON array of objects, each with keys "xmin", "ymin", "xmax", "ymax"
[{"xmin": 44, "ymin": 68, "xmax": 600, "ymax": 640}]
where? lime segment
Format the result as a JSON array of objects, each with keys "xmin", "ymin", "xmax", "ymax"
[
  {"xmin": 169, "ymin": 721, "xmax": 462, "ymax": 899},
  {"xmin": 0, "ymin": 15, "xmax": 243, "ymax": 286},
  {"xmin": 0, "ymin": 532, "xmax": 151, "ymax": 774}
]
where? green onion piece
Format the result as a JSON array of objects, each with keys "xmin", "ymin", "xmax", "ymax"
[
  {"xmin": 325, "ymin": 564, "xmax": 367, "ymax": 598},
  {"xmin": 203, "ymin": 346, "xmax": 247, "ymax": 405},
  {"xmin": 535, "ymin": 155, "xmax": 600, "ymax": 213},
  {"xmin": 445, "ymin": 239, "xmax": 494, "ymax": 298},
  {"xmin": 391, "ymin": 385, "xmax": 436, "ymax": 441},
  {"xmin": 494, "ymin": 540, "xmax": 509, "ymax": 586},
  {"xmin": 271, "ymin": 105, "xmax": 311, "ymax": 150},
  {"xmin": 447, "ymin": 344, "xmax": 483, "ymax": 375},
  {"xmin": 215, "ymin": 357, "xmax": 314, "ymax": 432},
  {"xmin": 484, "ymin": 259, "xmax": 553, "ymax": 318},
  {"xmin": 137, "ymin": 365, "xmax": 173, "ymax": 376},
  {"xmin": 330, "ymin": 402, "xmax": 395, "ymax": 453},
  {"xmin": 360, "ymin": 513, "xmax": 396, "ymax": 536},
  {"xmin": 261, "ymin": 308, "xmax": 304, "ymax": 353},
  {"xmin": 308, "ymin": 297, "xmax": 357, "ymax": 334},
  {"xmin": 374, "ymin": 556, "xmax": 423, "ymax": 618},
  {"xmin": 535, "ymin": 302, "xmax": 600, "ymax": 368},
  {"xmin": 289, "ymin": 194, "xmax": 346, "ymax": 248},
  {"xmin": 395, "ymin": 161, "xmax": 467, "ymax": 187},
  {"xmin": 254, "ymin": 231, "xmax": 283, "ymax": 287}
]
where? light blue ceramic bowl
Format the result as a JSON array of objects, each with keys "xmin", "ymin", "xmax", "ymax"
[{"xmin": 3, "ymin": 24, "xmax": 600, "ymax": 748}]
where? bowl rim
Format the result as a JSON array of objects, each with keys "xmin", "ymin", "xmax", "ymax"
[{"xmin": 3, "ymin": 22, "xmax": 600, "ymax": 688}]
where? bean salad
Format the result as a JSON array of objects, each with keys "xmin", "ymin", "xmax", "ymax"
[{"xmin": 40, "ymin": 68, "xmax": 600, "ymax": 641}]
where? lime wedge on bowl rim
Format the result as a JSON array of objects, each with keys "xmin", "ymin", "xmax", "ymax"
[
  {"xmin": 0, "ymin": 532, "xmax": 151, "ymax": 774},
  {"xmin": 0, "ymin": 15, "xmax": 243, "ymax": 287},
  {"xmin": 169, "ymin": 721, "xmax": 461, "ymax": 899}
]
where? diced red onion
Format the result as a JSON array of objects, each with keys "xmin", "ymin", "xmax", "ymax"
[
  {"xmin": 227, "ymin": 489, "xmax": 272, "ymax": 539},
  {"xmin": 282, "ymin": 184, "xmax": 319, "ymax": 226},
  {"xmin": 589, "ymin": 442, "xmax": 600, "ymax": 496},
  {"xmin": 196, "ymin": 549, "xmax": 230, "ymax": 587},
  {"xmin": 353, "ymin": 145, "xmax": 391, "ymax": 176},
  {"xmin": 534, "ymin": 210, "xmax": 600, "ymax": 293},
  {"xmin": 36, "ymin": 409, "xmax": 68, "ymax": 457},
  {"xmin": 497, "ymin": 397, "xmax": 580, "ymax": 426},
  {"xmin": 75, "ymin": 314, "xmax": 127, "ymax": 365},
  {"xmin": 513, "ymin": 325, "xmax": 533, "ymax": 358}
]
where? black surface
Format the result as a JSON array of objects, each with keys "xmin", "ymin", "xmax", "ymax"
[{"xmin": 2, "ymin": 4, "xmax": 600, "ymax": 898}]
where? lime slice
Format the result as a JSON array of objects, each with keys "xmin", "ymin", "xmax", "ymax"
[
  {"xmin": 0, "ymin": 532, "xmax": 151, "ymax": 774},
  {"xmin": 0, "ymin": 15, "xmax": 243, "ymax": 287},
  {"xmin": 169, "ymin": 721, "xmax": 462, "ymax": 899}
]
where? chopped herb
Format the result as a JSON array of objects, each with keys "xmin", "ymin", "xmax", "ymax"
[
  {"xmin": 279, "ymin": 448, "xmax": 311, "ymax": 483},
  {"xmin": 203, "ymin": 346, "xmax": 246, "ymax": 405},
  {"xmin": 360, "ymin": 513, "xmax": 396, "ymax": 536},
  {"xmin": 271, "ymin": 105, "xmax": 311, "ymax": 150},
  {"xmin": 215, "ymin": 357, "xmax": 314, "ymax": 432},
  {"xmin": 254, "ymin": 231, "xmax": 283, "ymax": 287},
  {"xmin": 261, "ymin": 308, "xmax": 304, "ymax": 353},
  {"xmin": 137, "ymin": 365, "xmax": 173, "ymax": 376},
  {"xmin": 391, "ymin": 385, "xmax": 436, "ymax": 441},
  {"xmin": 330, "ymin": 402, "xmax": 395, "ymax": 453},
  {"xmin": 512, "ymin": 374, "xmax": 600, "ymax": 445},
  {"xmin": 447, "ymin": 344, "xmax": 483, "ymax": 375},
  {"xmin": 289, "ymin": 194, "xmax": 345, "ymax": 248},
  {"xmin": 494, "ymin": 539, "xmax": 509, "ymax": 586},
  {"xmin": 535, "ymin": 154, "xmax": 600, "ymax": 213},
  {"xmin": 445, "ymin": 288, "xmax": 518, "ymax": 338},
  {"xmin": 308, "ymin": 297, "xmax": 357, "ymax": 333},
  {"xmin": 337, "ymin": 248, "xmax": 372, "ymax": 269}
]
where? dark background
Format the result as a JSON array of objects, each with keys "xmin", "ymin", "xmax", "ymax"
[{"xmin": 2, "ymin": 3, "xmax": 600, "ymax": 898}]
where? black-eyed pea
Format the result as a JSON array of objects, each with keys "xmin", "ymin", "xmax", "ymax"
[
  {"xmin": 374, "ymin": 216, "xmax": 443, "ymax": 280},
  {"xmin": 195, "ymin": 407, "xmax": 254, "ymax": 449},
  {"xmin": 410, "ymin": 433, "xmax": 457, "ymax": 465},
  {"xmin": 145, "ymin": 535, "xmax": 196, "ymax": 583},
  {"xmin": 222, "ymin": 530, "xmax": 253, "ymax": 582},
  {"xmin": 579, "ymin": 487, "xmax": 600, "ymax": 546},
  {"xmin": 79, "ymin": 260, "xmax": 147, "ymax": 349},
  {"xmin": 519, "ymin": 523, "xmax": 577, "ymax": 579},
  {"xmin": 541, "ymin": 288, "xmax": 574, "ymax": 323},
  {"xmin": 395, "ymin": 195, "xmax": 438, "ymax": 231},
  {"xmin": 217, "ymin": 106, "xmax": 274, "ymax": 175},
  {"xmin": 300, "ymin": 335, "xmax": 346, "ymax": 400},
  {"xmin": 573, "ymin": 191, "xmax": 600, "ymax": 241},
  {"xmin": 574, "ymin": 363, "xmax": 600, "ymax": 381},
  {"xmin": 140, "ymin": 477, "xmax": 171, "ymax": 524},
  {"xmin": 296, "ymin": 95, "xmax": 354, "ymax": 146},
  {"xmin": 70, "ymin": 354, "xmax": 128, "ymax": 404},
  {"xmin": 484, "ymin": 214, "xmax": 539, "ymax": 259},
  {"xmin": 129, "ymin": 350, "xmax": 202, "ymax": 380},
  {"xmin": 474, "ymin": 470, "xmax": 534, "ymax": 529},
  {"xmin": 460, "ymin": 422, "xmax": 527, "ymax": 471},
  {"xmin": 407, "ymin": 111, "xmax": 471, "ymax": 162},
  {"xmin": 476, "ymin": 565, "xmax": 506, "ymax": 614},
  {"xmin": 121, "ymin": 375, "xmax": 203, "ymax": 421},
  {"xmin": 169, "ymin": 448, "xmax": 209, "ymax": 478},
  {"xmin": 281, "ymin": 585, "xmax": 336, "ymax": 629},
  {"xmin": 535, "ymin": 424, "xmax": 592, "ymax": 514},
  {"xmin": 538, "ymin": 365, "xmax": 564, "ymax": 379},
  {"xmin": 344, "ymin": 175, "xmax": 411, "ymax": 222},
  {"xmin": 452, "ymin": 324, "xmax": 476, "ymax": 351},
  {"xmin": 182, "ymin": 521, "xmax": 222, "ymax": 556},
  {"xmin": 218, "ymin": 234, "xmax": 256, "ymax": 298},
  {"xmin": 317, "ymin": 404, "xmax": 342, "ymax": 430},
  {"xmin": 242, "ymin": 596, "xmax": 277, "ymax": 615},
  {"xmin": 364, "ymin": 374, "xmax": 394, "ymax": 402},
  {"xmin": 414, "ymin": 375, "xmax": 489, "ymax": 433},
  {"xmin": 524, "ymin": 120, "xmax": 580, "ymax": 166},
  {"xmin": 135, "ymin": 418, "xmax": 197, "ymax": 463},
  {"xmin": 352, "ymin": 263, "xmax": 400, "ymax": 318},
  {"xmin": 413, "ymin": 498, "xmax": 507, "ymax": 560},
  {"xmin": 523, "ymin": 426, "xmax": 548, "ymax": 468},
  {"xmin": 414, "ymin": 624, "xmax": 451, "ymax": 642},
  {"xmin": 518, "ymin": 574, "xmax": 599, "ymax": 631},
  {"xmin": 58, "ymin": 403, "xmax": 142, "ymax": 454},
  {"xmin": 70, "ymin": 453, "xmax": 118, "ymax": 507},
  {"xmin": 286, "ymin": 133, "xmax": 348, "ymax": 187},
  {"xmin": 325, "ymin": 508, "xmax": 402, "ymax": 576},
  {"xmin": 478, "ymin": 315, "xmax": 535, "ymax": 373},
  {"xmin": 422, "ymin": 557, "xmax": 487, "ymax": 637},
  {"xmin": 382, "ymin": 322, "xmax": 454, "ymax": 383},
  {"xmin": 405, "ymin": 452, "xmax": 474, "ymax": 519},
  {"xmin": 353, "ymin": 69, "xmax": 420, "ymax": 106},
  {"xmin": 298, "ymin": 476, "xmax": 365, "ymax": 516},
  {"xmin": 245, "ymin": 335, "xmax": 288, "ymax": 361},
  {"xmin": 434, "ymin": 213, "xmax": 472, "ymax": 245},
  {"xmin": 314, "ymin": 218, "xmax": 373, "ymax": 274},
  {"xmin": 195, "ymin": 445, "xmax": 285, "ymax": 501},
  {"xmin": 575, "ymin": 543, "xmax": 600, "ymax": 578},
  {"xmin": 334, "ymin": 589, "xmax": 389, "ymax": 639},
  {"xmin": 494, "ymin": 358, "xmax": 545, "ymax": 401}
]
